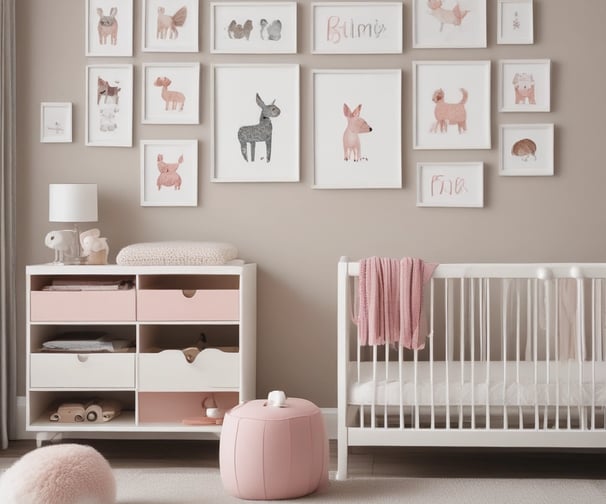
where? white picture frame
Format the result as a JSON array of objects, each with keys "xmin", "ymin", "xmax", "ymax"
[
  {"xmin": 312, "ymin": 69, "xmax": 402, "ymax": 189},
  {"xmin": 413, "ymin": 60, "xmax": 491, "ymax": 150},
  {"xmin": 211, "ymin": 64, "xmax": 300, "ymax": 183},
  {"xmin": 499, "ymin": 59, "xmax": 550, "ymax": 112},
  {"xmin": 497, "ymin": 0, "xmax": 533, "ymax": 45},
  {"xmin": 499, "ymin": 124, "xmax": 554, "ymax": 176},
  {"xmin": 417, "ymin": 162, "xmax": 484, "ymax": 207},
  {"xmin": 86, "ymin": 0, "xmax": 133, "ymax": 56},
  {"xmin": 210, "ymin": 2, "xmax": 297, "ymax": 54},
  {"xmin": 142, "ymin": 63, "xmax": 200, "ymax": 124},
  {"xmin": 142, "ymin": 0, "xmax": 199, "ymax": 52},
  {"xmin": 412, "ymin": 0, "xmax": 486, "ymax": 48},
  {"xmin": 311, "ymin": 2, "xmax": 403, "ymax": 54},
  {"xmin": 86, "ymin": 64, "xmax": 133, "ymax": 147},
  {"xmin": 40, "ymin": 103, "xmax": 72, "ymax": 143},
  {"xmin": 140, "ymin": 140, "xmax": 198, "ymax": 206}
]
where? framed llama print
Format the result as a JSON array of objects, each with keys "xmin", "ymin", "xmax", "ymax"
[
  {"xmin": 40, "ymin": 103, "xmax": 72, "ymax": 143},
  {"xmin": 413, "ymin": 60, "xmax": 491, "ymax": 150},
  {"xmin": 412, "ymin": 0, "xmax": 486, "ymax": 48},
  {"xmin": 499, "ymin": 124, "xmax": 554, "ymax": 176},
  {"xmin": 497, "ymin": 0, "xmax": 533, "ymax": 44},
  {"xmin": 142, "ymin": 0, "xmax": 199, "ymax": 52},
  {"xmin": 85, "ymin": 64, "xmax": 133, "ymax": 147},
  {"xmin": 142, "ymin": 63, "xmax": 200, "ymax": 124},
  {"xmin": 417, "ymin": 162, "xmax": 484, "ymax": 207},
  {"xmin": 86, "ymin": 0, "xmax": 133, "ymax": 56},
  {"xmin": 312, "ymin": 69, "xmax": 401, "ymax": 189},
  {"xmin": 499, "ymin": 59, "xmax": 550, "ymax": 112},
  {"xmin": 211, "ymin": 64, "xmax": 299, "ymax": 183},
  {"xmin": 311, "ymin": 2, "xmax": 403, "ymax": 54},
  {"xmin": 140, "ymin": 140, "xmax": 198, "ymax": 206},
  {"xmin": 210, "ymin": 2, "xmax": 297, "ymax": 54}
]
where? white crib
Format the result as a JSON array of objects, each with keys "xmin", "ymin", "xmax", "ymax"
[{"xmin": 337, "ymin": 258, "xmax": 606, "ymax": 480}]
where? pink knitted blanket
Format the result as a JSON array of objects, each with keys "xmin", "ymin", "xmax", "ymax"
[{"xmin": 357, "ymin": 257, "xmax": 438, "ymax": 350}]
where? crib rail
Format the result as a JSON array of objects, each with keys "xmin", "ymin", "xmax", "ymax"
[{"xmin": 337, "ymin": 259, "xmax": 606, "ymax": 479}]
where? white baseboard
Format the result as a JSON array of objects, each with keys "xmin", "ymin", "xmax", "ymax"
[{"xmin": 14, "ymin": 396, "xmax": 338, "ymax": 441}]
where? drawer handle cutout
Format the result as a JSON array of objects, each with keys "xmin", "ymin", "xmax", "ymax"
[
  {"xmin": 77, "ymin": 354, "xmax": 89, "ymax": 363},
  {"xmin": 182, "ymin": 289, "xmax": 197, "ymax": 298}
]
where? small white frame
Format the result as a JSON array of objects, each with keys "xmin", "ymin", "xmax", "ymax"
[
  {"xmin": 86, "ymin": 64, "xmax": 133, "ymax": 147},
  {"xmin": 86, "ymin": 0, "xmax": 133, "ymax": 56},
  {"xmin": 142, "ymin": 63, "xmax": 200, "ymax": 124},
  {"xmin": 499, "ymin": 59, "xmax": 550, "ymax": 112},
  {"xmin": 311, "ymin": 2, "xmax": 403, "ymax": 54},
  {"xmin": 413, "ymin": 60, "xmax": 491, "ymax": 150},
  {"xmin": 211, "ymin": 64, "xmax": 300, "ymax": 183},
  {"xmin": 412, "ymin": 0, "xmax": 487, "ymax": 49},
  {"xmin": 210, "ymin": 2, "xmax": 297, "ymax": 54},
  {"xmin": 40, "ymin": 103, "xmax": 72, "ymax": 143},
  {"xmin": 417, "ymin": 162, "xmax": 484, "ymax": 208},
  {"xmin": 312, "ymin": 69, "xmax": 402, "ymax": 189},
  {"xmin": 142, "ymin": 0, "xmax": 199, "ymax": 52},
  {"xmin": 497, "ymin": 0, "xmax": 533, "ymax": 45},
  {"xmin": 140, "ymin": 140, "xmax": 198, "ymax": 206},
  {"xmin": 499, "ymin": 124, "xmax": 554, "ymax": 176}
]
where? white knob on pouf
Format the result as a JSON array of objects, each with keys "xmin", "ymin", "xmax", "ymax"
[{"xmin": 267, "ymin": 390, "xmax": 287, "ymax": 407}]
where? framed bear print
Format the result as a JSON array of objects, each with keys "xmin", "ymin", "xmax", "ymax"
[
  {"xmin": 499, "ymin": 59, "xmax": 550, "ymax": 112},
  {"xmin": 413, "ymin": 60, "xmax": 491, "ymax": 150}
]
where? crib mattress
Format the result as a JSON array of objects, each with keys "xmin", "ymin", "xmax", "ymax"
[{"xmin": 348, "ymin": 361, "xmax": 606, "ymax": 407}]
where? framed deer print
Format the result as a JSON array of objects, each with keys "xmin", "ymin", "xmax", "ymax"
[
  {"xmin": 140, "ymin": 140, "xmax": 198, "ymax": 206},
  {"xmin": 312, "ymin": 69, "xmax": 402, "ymax": 189},
  {"xmin": 142, "ymin": 0, "xmax": 199, "ymax": 52},
  {"xmin": 85, "ymin": 64, "xmax": 133, "ymax": 147},
  {"xmin": 499, "ymin": 124, "xmax": 554, "ymax": 176},
  {"xmin": 413, "ymin": 60, "xmax": 491, "ymax": 150},
  {"xmin": 311, "ymin": 2, "xmax": 403, "ymax": 54},
  {"xmin": 142, "ymin": 63, "xmax": 200, "ymax": 124},
  {"xmin": 211, "ymin": 64, "xmax": 300, "ymax": 183},
  {"xmin": 210, "ymin": 2, "xmax": 297, "ymax": 54},
  {"xmin": 86, "ymin": 0, "xmax": 133, "ymax": 56},
  {"xmin": 412, "ymin": 0, "xmax": 486, "ymax": 48},
  {"xmin": 499, "ymin": 59, "xmax": 550, "ymax": 112},
  {"xmin": 417, "ymin": 162, "xmax": 484, "ymax": 207}
]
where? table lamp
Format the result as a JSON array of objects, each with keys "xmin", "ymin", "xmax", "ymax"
[{"xmin": 48, "ymin": 183, "xmax": 98, "ymax": 264}]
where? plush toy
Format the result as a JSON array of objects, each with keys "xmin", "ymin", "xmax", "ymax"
[
  {"xmin": 44, "ymin": 230, "xmax": 77, "ymax": 264},
  {"xmin": 80, "ymin": 228, "xmax": 109, "ymax": 265}
]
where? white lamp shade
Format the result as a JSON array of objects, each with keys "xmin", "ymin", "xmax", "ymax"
[{"xmin": 49, "ymin": 184, "xmax": 98, "ymax": 223}]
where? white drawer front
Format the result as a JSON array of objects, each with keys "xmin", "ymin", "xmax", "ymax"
[
  {"xmin": 138, "ymin": 349, "xmax": 239, "ymax": 391},
  {"xmin": 30, "ymin": 354, "xmax": 135, "ymax": 388}
]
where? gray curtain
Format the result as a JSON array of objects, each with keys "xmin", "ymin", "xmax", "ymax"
[{"xmin": 0, "ymin": 0, "xmax": 16, "ymax": 450}]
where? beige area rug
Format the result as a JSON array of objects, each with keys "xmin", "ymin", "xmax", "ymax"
[{"xmin": 114, "ymin": 468, "xmax": 606, "ymax": 504}]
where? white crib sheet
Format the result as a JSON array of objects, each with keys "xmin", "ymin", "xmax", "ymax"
[{"xmin": 348, "ymin": 361, "xmax": 606, "ymax": 407}]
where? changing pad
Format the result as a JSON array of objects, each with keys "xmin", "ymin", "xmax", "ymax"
[{"xmin": 116, "ymin": 241, "xmax": 238, "ymax": 266}]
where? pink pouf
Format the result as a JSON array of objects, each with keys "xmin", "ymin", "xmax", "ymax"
[
  {"xmin": 220, "ymin": 392, "xmax": 329, "ymax": 500},
  {"xmin": 0, "ymin": 443, "xmax": 116, "ymax": 504}
]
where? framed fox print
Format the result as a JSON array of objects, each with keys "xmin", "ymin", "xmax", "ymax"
[
  {"xmin": 211, "ymin": 64, "xmax": 300, "ymax": 182},
  {"xmin": 413, "ymin": 60, "xmax": 491, "ymax": 150},
  {"xmin": 142, "ymin": 0, "xmax": 199, "ymax": 52},
  {"xmin": 312, "ymin": 69, "xmax": 402, "ymax": 189},
  {"xmin": 413, "ymin": 0, "xmax": 486, "ymax": 48}
]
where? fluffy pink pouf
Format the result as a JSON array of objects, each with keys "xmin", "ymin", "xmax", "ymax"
[{"xmin": 0, "ymin": 443, "xmax": 116, "ymax": 504}]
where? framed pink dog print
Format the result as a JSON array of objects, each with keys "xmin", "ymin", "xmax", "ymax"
[
  {"xmin": 499, "ymin": 59, "xmax": 550, "ymax": 112},
  {"xmin": 413, "ymin": 60, "xmax": 491, "ymax": 150},
  {"xmin": 140, "ymin": 140, "xmax": 198, "ymax": 206}
]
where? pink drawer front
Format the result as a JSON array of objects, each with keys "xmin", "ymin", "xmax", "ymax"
[
  {"xmin": 137, "ymin": 289, "xmax": 239, "ymax": 321},
  {"xmin": 30, "ymin": 291, "xmax": 136, "ymax": 322}
]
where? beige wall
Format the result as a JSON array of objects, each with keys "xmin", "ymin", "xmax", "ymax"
[{"xmin": 15, "ymin": 1, "xmax": 606, "ymax": 406}]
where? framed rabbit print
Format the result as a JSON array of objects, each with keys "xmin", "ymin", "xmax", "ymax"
[{"xmin": 86, "ymin": 0, "xmax": 133, "ymax": 56}]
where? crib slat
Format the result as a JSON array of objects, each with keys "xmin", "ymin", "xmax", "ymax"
[
  {"xmin": 555, "ymin": 278, "xmax": 560, "ymax": 431},
  {"xmin": 445, "ymin": 278, "xmax": 450, "ymax": 430},
  {"xmin": 399, "ymin": 342, "xmax": 404, "ymax": 430},
  {"xmin": 460, "ymin": 278, "xmax": 465, "ymax": 430},
  {"xmin": 371, "ymin": 344, "xmax": 377, "ymax": 429},
  {"xmin": 502, "ymin": 279, "xmax": 508, "ymax": 430},
  {"xmin": 591, "ymin": 279, "xmax": 596, "ymax": 430},
  {"xmin": 577, "ymin": 278, "xmax": 585, "ymax": 430},
  {"xmin": 544, "ymin": 278, "xmax": 551, "ymax": 430},
  {"xmin": 471, "ymin": 278, "xmax": 476, "ymax": 430},
  {"xmin": 414, "ymin": 349, "xmax": 419, "ymax": 429},
  {"xmin": 516, "ymin": 281, "xmax": 522, "ymax": 430},
  {"xmin": 533, "ymin": 278, "xmax": 539, "ymax": 431},
  {"xmin": 486, "ymin": 278, "xmax": 491, "ymax": 430},
  {"xmin": 430, "ymin": 278, "xmax": 435, "ymax": 430}
]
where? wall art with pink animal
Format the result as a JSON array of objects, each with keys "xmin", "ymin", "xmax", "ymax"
[
  {"xmin": 413, "ymin": 0, "xmax": 487, "ymax": 48},
  {"xmin": 143, "ymin": 0, "xmax": 199, "ymax": 52},
  {"xmin": 499, "ymin": 59, "xmax": 551, "ymax": 112},
  {"xmin": 86, "ymin": 0, "xmax": 133, "ymax": 56},
  {"xmin": 499, "ymin": 124, "xmax": 554, "ymax": 176}
]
